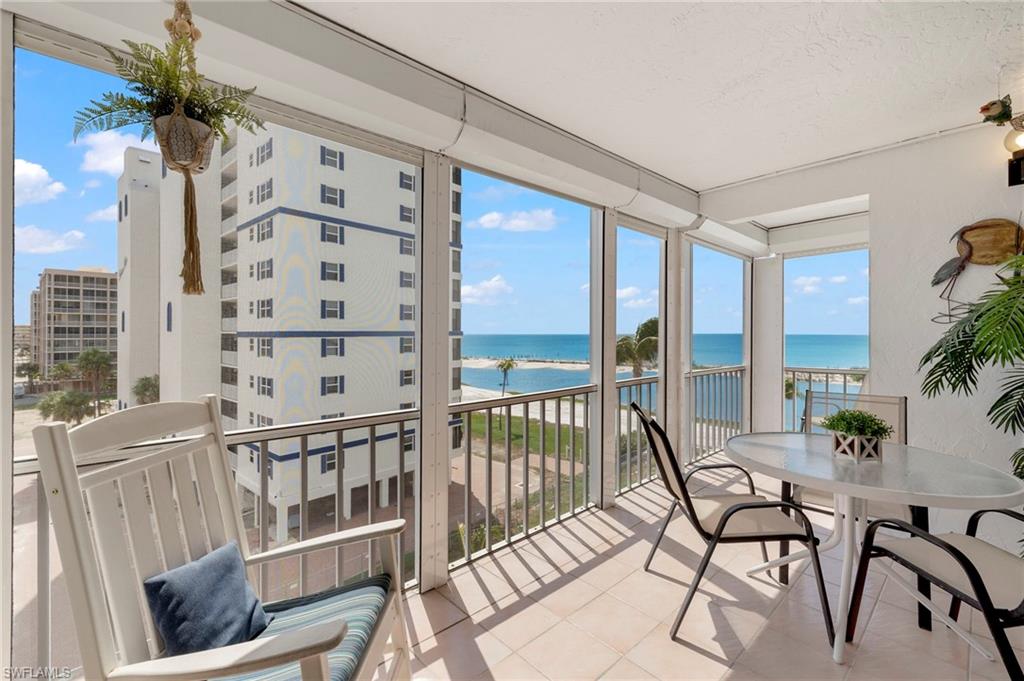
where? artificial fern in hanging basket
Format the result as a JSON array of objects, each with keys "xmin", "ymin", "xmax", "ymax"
[{"xmin": 73, "ymin": 3, "xmax": 262, "ymax": 294}]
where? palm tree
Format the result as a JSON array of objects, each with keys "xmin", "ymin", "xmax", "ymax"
[
  {"xmin": 50, "ymin": 362, "xmax": 78, "ymax": 390},
  {"xmin": 16, "ymin": 362, "xmax": 40, "ymax": 393},
  {"xmin": 920, "ymin": 255, "xmax": 1024, "ymax": 551},
  {"xmin": 496, "ymin": 357, "xmax": 517, "ymax": 396},
  {"xmin": 616, "ymin": 317, "xmax": 658, "ymax": 377},
  {"xmin": 784, "ymin": 377, "xmax": 795, "ymax": 400},
  {"xmin": 38, "ymin": 391, "xmax": 93, "ymax": 426},
  {"xmin": 133, "ymin": 374, "xmax": 160, "ymax": 405},
  {"xmin": 77, "ymin": 348, "xmax": 114, "ymax": 417}
]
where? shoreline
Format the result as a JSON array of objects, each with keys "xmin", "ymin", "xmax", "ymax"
[{"xmin": 462, "ymin": 356, "xmax": 639, "ymax": 372}]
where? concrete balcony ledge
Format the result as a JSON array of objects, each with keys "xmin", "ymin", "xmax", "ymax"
[
  {"xmin": 221, "ymin": 283, "xmax": 239, "ymax": 299},
  {"xmin": 222, "ymin": 249, "xmax": 238, "ymax": 267},
  {"xmin": 222, "ymin": 214, "xmax": 237, "ymax": 235},
  {"xmin": 222, "ymin": 144, "xmax": 238, "ymax": 169},
  {"xmin": 221, "ymin": 179, "xmax": 238, "ymax": 203},
  {"xmin": 221, "ymin": 382, "xmax": 238, "ymax": 401},
  {"xmin": 221, "ymin": 318, "xmax": 237, "ymax": 333}
]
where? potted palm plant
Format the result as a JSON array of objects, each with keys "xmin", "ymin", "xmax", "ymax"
[
  {"xmin": 820, "ymin": 409, "xmax": 893, "ymax": 462},
  {"xmin": 920, "ymin": 253, "xmax": 1024, "ymax": 487},
  {"xmin": 73, "ymin": 2, "xmax": 262, "ymax": 294}
]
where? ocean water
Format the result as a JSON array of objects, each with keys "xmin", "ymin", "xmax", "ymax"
[{"xmin": 461, "ymin": 334, "xmax": 868, "ymax": 393}]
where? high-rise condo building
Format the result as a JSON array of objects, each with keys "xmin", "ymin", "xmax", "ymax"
[
  {"xmin": 30, "ymin": 267, "xmax": 118, "ymax": 378},
  {"xmin": 118, "ymin": 122, "xmax": 462, "ymax": 541}
]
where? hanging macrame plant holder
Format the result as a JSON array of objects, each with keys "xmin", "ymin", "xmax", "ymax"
[{"xmin": 153, "ymin": 102, "xmax": 215, "ymax": 294}]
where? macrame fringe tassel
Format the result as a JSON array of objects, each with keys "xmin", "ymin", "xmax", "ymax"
[{"xmin": 180, "ymin": 169, "xmax": 204, "ymax": 294}]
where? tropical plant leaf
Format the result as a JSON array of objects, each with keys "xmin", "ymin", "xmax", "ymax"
[
  {"xmin": 973, "ymin": 272, "xmax": 1024, "ymax": 366},
  {"xmin": 919, "ymin": 306, "xmax": 982, "ymax": 397},
  {"xmin": 1011, "ymin": 446, "xmax": 1024, "ymax": 480},
  {"xmin": 987, "ymin": 368, "xmax": 1024, "ymax": 434},
  {"xmin": 75, "ymin": 36, "xmax": 262, "ymax": 142}
]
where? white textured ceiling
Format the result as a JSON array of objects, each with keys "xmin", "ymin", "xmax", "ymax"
[{"xmin": 300, "ymin": 2, "xmax": 1023, "ymax": 191}]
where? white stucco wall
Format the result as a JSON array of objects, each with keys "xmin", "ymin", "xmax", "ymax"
[{"xmin": 703, "ymin": 125, "xmax": 1024, "ymax": 547}]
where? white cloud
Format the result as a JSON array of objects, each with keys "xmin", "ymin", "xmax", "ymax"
[
  {"xmin": 792, "ymin": 275, "xmax": 822, "ymax": 294},
  {"xmin": 84, "ymin": 179, "xmax": 101, "ymax": 189},
  {"xmin": 14, "ymin": 159, "xmax": 66, "ymax": 206},
  {"xmin": 580, "ymin": 283, "xmax": 590, "ymax": 292},
  {"xmin": 847, "ymin": 296, "xmax": 869, "ymax": 305},
  {"xmin": 86, "ymin": 203, "xmax": 118, "ymax": 222},
  {"xmin": 861, "ymin": 267, "xmax": 869, "ymax": 277},
  {"xmin": 468, "ymin": 185, "xmax": 526, "ymax": 202},
  {"xmin": 75, "ymin": 130, "xmax": 158, "ymax": 176},
  {"xmin": 15, "ymin": 225, "xmax": 86, "ymax": 254},
  {"xmin": 616, "ymin": 286, "xmax": 641, "ymax": 299},
  {"xmin": 468, "ymin": 209, "xmax": 557, "ymax": 232},
  {"xmin": 623, "ymin": 297, "xmax": 656, "ymax": 309},
  {"xmin": 462, "ymin": 274, "xmax": 513, "ymax": 305},
  {"xmin": 829, "ymin": 275, "xmax": 848, "ymax": 284}
]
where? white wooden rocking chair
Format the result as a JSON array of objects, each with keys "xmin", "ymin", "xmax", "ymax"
[{"xmin": 33, "ymin": 395, "xmax": 411, "ymax": 681}]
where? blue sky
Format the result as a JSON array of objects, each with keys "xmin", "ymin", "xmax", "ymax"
[
  {"xmin": 784, "ymin": 249, "xmax": 869, "ymax": 335},
  {"xmin": 14, "ymin": 47, "xmax": 868, "ymax": 338},
  {"xmin": 13, "ymin": 48, "xmax": 157, "ymax": 324}
]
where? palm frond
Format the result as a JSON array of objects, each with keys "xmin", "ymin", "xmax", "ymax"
[
  {"xmin": 919, "ymin": 306, "xmax": 982, "ymax": 398},
  {"xmin": 987, "ymin": 368, "xmax": 1024, "ymax": 434},
  {"xmin": 1011, "ymin": 446, "xmax": 1024, "ymax": 480},
  {"xmin": 973, "ymin": 274, "xmax": 1024, "ymax": 366}
]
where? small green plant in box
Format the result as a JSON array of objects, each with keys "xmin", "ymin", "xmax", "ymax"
[{"xmin": 820, "ymin": 409, "xmax": 893, "ymax": 462}]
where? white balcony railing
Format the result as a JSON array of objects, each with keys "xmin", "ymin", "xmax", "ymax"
[
  {"xmin": 783, "ymin": 366, "xmax": 868, "ymax": 433},
  {"xmin": 221, "ymin": 318, "xmax": 237, "ymax": 333},
  {"xmin": 221, "ymin": 349, "xmax": 237, "ymax": 364},
  {"xmin": 221, "ymin": 179, "xmax": 238, "ymax": 203},
  {"xmin": 688, "ymin": 365, "xmax": 745, "ymax": 461},
  {"xmin": 447, "ymin": 383, "xmax": 598, "ymax": 564},
  {"xmin": 221, "ymin": 249, "xmax": 238, "ymax": 267},
  {"xmin": 615, "ymin": 375, "xmax": 658, "ymax": 493},
  {"xmin": 13, "ymin": 381, "xmax": 613, "ymax": 674},
  {"xmin": 221, "ymin": 382, "xmax": 238, "ymax": 401},
  {"xmin": 221, "ymin": 283, "xmax": 238, "ymax": 299},
  {"xmin": 221, "ymin": 143, "xmax": 237, "ymax": 169},
  {"xmin": 221, "ymin": 214, "xmax": 237, "ymax": 235}
]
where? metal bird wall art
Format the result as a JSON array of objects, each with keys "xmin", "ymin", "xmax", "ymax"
[{"xmin": 931, "ymin": 218, "xmax": 1024, "ymax": 323}]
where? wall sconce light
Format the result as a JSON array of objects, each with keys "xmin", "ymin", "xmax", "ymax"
[{"xmin": 1008, "ymin": 128, "xmax": 1024, "ymax": 187}]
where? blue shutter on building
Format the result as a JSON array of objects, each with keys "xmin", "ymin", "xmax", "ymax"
[
  {"xmin": 340, "ymin": 376, "xmax": 345, "ymax": 394},
  {"xmin": 320, "ymin": 300, "xmax": 326, "ymax": 318},
  {"xmin": 320, "ymin": 222, "xmax": 327, "ymax": 241},
  {"xmin": 320, "ymin": 452, "xmax": 326, "ymax": 475},
  {"xmin": 320, "ymin": 376, "xmax": 327, "ymax": 396},
  {"xmin": 321, "ymin": 338, "xmax": 327, "ymax": 357},
  {"xmin": 320, "ymin": 261, "xmax": 326, "ymax": 280},
  {"xmin": 320, "ymin": 146, "xmax": 326, "ymax": 165},
  {"xmin": 340, "ymin": 264, "xmax": 345, "ymax": 282},
  {"xmin": 320, "ymin": 184, "xmax": 327, "ymax": 203}
]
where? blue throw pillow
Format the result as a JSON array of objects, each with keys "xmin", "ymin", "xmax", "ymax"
[{"xmin": 143, "ymin": 541, "xmax": 273, "ymax": 656}]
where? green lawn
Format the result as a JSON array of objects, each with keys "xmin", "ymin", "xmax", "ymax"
[{"xmin": 462, "ymin": 408, "xmax": 587, "ymax": 463}]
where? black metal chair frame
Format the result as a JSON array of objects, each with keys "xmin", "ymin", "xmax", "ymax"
[
  {"xmin": 847, "ymin": 511, "xmax": 1024, "ymax": 680},
  {"xmin": 781, "ymin": 390, "xmax": 934, "ymax": 631},
  {"xmin": 630, "ymin": 402, "xmax": 835, "ymax": 645}
]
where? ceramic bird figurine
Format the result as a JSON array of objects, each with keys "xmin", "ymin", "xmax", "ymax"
[{"xmin": 980, "ymin": 95, "xmax": 1013, "ymax": 126}]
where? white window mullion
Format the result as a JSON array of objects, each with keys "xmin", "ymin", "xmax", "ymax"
[
  {"xmin": 417, "ymin": 152, "xmax": 450, "ymax": 591},
  {"xmin": 590, "ymin": 208, "xmax": 617, "ymax": 509},
  {"xmin": 0, "ymin": 11, "xmax": 13, "ymax": 672}
]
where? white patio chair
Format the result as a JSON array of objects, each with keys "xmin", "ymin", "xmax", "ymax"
[{"xmin": 33, "ymin": 395, "xmax": 410, "ymax": 681}]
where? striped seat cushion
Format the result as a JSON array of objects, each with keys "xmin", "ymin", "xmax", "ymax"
[{"xmin": 223, "ymin": 574, "xmax": 391, "ymax": 681}]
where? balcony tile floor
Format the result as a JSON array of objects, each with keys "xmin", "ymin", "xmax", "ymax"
[{"xmin": 389, "ymin": 465, "xmax": 1022, "ymax": 680}]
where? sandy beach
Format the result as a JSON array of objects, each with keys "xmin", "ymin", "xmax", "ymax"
[{"xmin": 462, "ymin": 356, "xmax": 637, "ymax": 373}]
